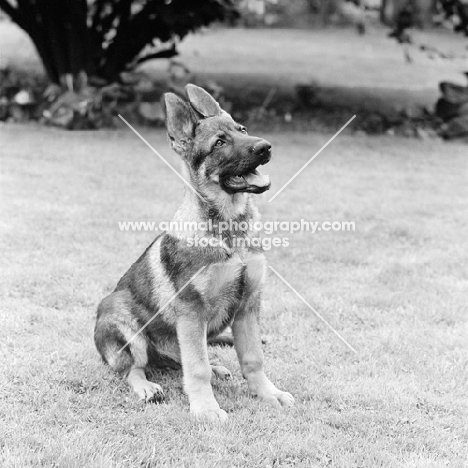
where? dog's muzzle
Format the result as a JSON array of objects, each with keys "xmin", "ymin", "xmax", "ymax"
[{"xmin": 221, "ymin": 141, "xmax": 272, "ymax": 195}]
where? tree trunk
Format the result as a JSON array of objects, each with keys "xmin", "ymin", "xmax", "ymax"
[
  {"xmin": 8, "ymin": 0, "xmax": 89, "ymax": 87},
  {"xmin": 16, "ymin": 0, "xmax": 60, "ymax": 83}
]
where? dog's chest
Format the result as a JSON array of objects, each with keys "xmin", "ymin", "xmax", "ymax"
[{"xmin": 192, "ymin": 253, "xmax": 266, "ymax": 329}]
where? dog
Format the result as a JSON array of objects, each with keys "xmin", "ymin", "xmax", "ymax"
[{"xmin": 94, "ymin": 84, "xmax": 294, "ymax": 423}]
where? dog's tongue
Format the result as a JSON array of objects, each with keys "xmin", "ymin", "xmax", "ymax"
[{"xmin": 244, "ymin": 169, "xmax": 270, "ymax": 188}]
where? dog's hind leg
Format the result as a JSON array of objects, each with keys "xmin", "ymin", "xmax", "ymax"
[
  {"xmin": 124, "ymin": 333, "xmax": 165, "ymax": 403},
  {"xmin": 210, "ymin": 356, "xmax": 232, "ymax": 380},
  {"xmin": 94, "ymin": 291, "xmax": 165, "ymax": 403}
]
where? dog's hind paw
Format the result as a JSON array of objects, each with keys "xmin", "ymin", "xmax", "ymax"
[
  {"xmin": 260, "ymin": 390, "xmax": 295, "ymax": 409},
  {"xmin": 192, "ymin": 407, "xmax": 228, "ymax": 424},
  {"xmin": 211, "ymin": 364, "xmax": 232, "ymax": 380},
  {"xmin": 134, "ymin": 381, "xmax": 165, "ymax": 404}
]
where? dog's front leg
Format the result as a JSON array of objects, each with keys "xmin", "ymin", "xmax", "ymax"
[
  {"xmin": 232, "ymin": 295, "xmax": 294, "ymax": 408},
  {"xmin": 176, "ymin": 315, "xmax": 228, "ymax": 423}
]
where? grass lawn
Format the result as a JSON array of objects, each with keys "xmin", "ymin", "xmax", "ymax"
[{"xmin": 1, "ymin": 123, "xmax": 467, "ymax": 467}]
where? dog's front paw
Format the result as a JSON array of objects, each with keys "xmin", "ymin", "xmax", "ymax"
[
  {"xmin": 134, "ymin": 381, "xmax": 165, "ymax": 403},
  {"xmin": 191, "ymin": 407, "xmax": 228, "ymax": 424},
  {"xmin": 259, "ymin": 390, "xmax": 295, "ymax": 409}
]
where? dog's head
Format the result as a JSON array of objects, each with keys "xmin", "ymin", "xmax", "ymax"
[{"xmin": 164, "ymin": 84, "xmax": 271, "ymax": 195}]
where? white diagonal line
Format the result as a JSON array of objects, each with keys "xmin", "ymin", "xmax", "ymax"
[
  {"xmin": 118, "ymin": 115, "xmax": 206, "ymax": 202},
  {"xmin": 268, "ymin": 115, "xmax": 356, "ymax": 202},
  {"xmin": 118, "ymin": 266, "xmax": 206, "ymax": 354},
  {"xmin": 268, "ymin": 265, "xmax": 357, "ymax": 354}
]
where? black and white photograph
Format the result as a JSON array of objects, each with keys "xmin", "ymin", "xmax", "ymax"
[{"xmin": 1, "ymin": 0, "xmax": 467, "ymax": 466}]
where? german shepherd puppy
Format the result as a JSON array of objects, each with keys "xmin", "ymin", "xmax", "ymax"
[{"xmin": 94, "ymin": 84, "xmax": 294, "ymax": 423}]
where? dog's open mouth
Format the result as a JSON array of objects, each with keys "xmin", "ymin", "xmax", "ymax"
[{"xmin": 221, "ymin": 168, "xmax": 270, "ymax": 194}]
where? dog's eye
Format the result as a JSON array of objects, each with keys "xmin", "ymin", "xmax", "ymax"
[
  {"xmin": 240, "ymin": 127, "xmax": 247, "ymax": 134},
  {"xmin": 215, "ymin": 139, "xmax": 225, "ymax": 147}
]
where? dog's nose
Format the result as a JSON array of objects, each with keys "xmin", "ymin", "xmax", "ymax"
[{"xmin": 253, "ymin": 141, "xmax": 272, "ymax": 161}]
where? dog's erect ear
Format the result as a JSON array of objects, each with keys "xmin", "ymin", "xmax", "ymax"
[
  {"xmin": 164, "ymin": 93, "xmax": 197, "ymax": 155},
  {"xmin": 185, "ymin": 84, "xmax": 222, "ymax": 118}
]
